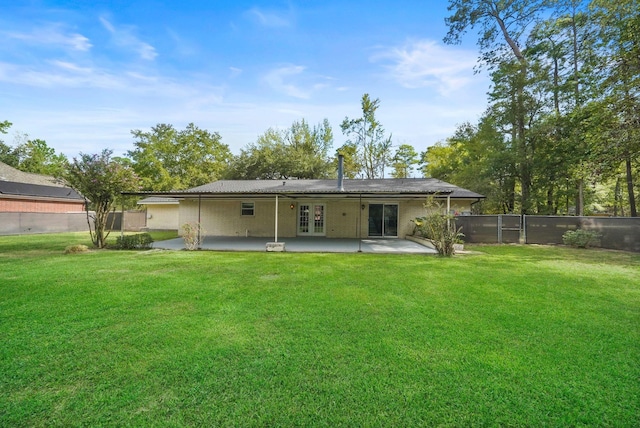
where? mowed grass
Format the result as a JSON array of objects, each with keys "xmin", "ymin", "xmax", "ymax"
[{"xmin": 1, "ymin": 233, "xmax": 639, "ymax": 426}]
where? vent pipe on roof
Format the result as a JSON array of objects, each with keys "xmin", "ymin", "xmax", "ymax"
[{"xmin": 337, "ymin": 154, "xmax": 345, "ymax": 191}]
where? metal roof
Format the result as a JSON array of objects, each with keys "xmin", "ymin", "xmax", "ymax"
[{"xmin": 126, "ymin": 178, "xmax": 484, "ymax": 200}]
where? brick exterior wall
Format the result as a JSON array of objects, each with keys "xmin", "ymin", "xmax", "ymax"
[
  {"xmin": 0, "ymin": 197, "xmax": 85, "ymax": 213},
  {"xmin": 177, "ymin": 197, "xmax": 475, "ymax": 238}
]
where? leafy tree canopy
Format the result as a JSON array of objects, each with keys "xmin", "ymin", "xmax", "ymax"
[
  {"xmin": 128, "ymin": 123, "xmax": 232, "ymax": 191},
  {"xmin": 340, "ymin": 94, "xmax": 392, "ymax": 179},
  {"xmin": 65, "ymin": 149, "xmax": 140, "ymax": 248},
  {"xmin": 226, "ymin": 119, "xmax": 334, "ymax": 180}
]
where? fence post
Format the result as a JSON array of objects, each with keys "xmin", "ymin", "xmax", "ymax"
[
  {"xmin": 497, "ymin": 215, "xmax": 503, "ymax": 244},
  {"xmin": 521, "ymin": 215, "xmax": 527, "ymax": 244}
]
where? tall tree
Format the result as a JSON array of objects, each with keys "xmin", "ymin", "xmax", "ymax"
[
  {"xmin": 335, "ymin": 143, "xmax": 360, "ymax": 179},
  {"xmin": 226, "ymin": 119, "xmax": 334, "ymax": 180},
  {"xmin": 65, "ymin": 149, "xmax": 140, "ymax": 249},
  {"xmin": 445, "ymin": 0, "xmax": 553, "ymax": 213},
  {"xmin": 589, "ymin": 0, "xmax": 640, "ymax": 216},
  {"xmin": 526, "ymin": 2, "xmax": 598, "ymax": 214},
  {"xmin": 14, "ymin": 138, "xmax": 68, "ymax": 177},
  {"xmin": 0, "ymin": 121, "xmax": 18, "ymax": 167},
  {"xmin": 391, "ymin": 144, "xmax": 419, "ymax": 178},
  {"xmin": 340, "ymin": 94, "xmax": 393, "ymax": 179},
  {"xmin": 422, "ymin": 117, "xmax": 516, "ymax": 213},
  {"xmin": 128, "ymin": 123, "xmax": 231, "ymax": 191}
]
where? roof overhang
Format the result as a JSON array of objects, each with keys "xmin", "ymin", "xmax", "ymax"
[{"xmin": 123, "ymin": 190, "xmax": 463, "ymax": 200}]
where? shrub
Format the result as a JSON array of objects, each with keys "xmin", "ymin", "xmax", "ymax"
[
  {"xmin": 562, "ymin": 229, "xmax": 600, "ymax": 248},
  {"xmin": 65, "ymin": 244, "xmax": 89, "ymax": 254},
  {"xmin": 115, "ymin": 233, "xmax": 154, "ymax": 250},
  {"xmin": 412, "ymin": 197, "xmax": 464, "ymax": 257},
  {"xmin": 181, "ymin": 222, "xmax": 204, "ymax": 250}
]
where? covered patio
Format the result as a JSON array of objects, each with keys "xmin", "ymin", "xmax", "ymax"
[{"xmin": 152, "ymin": 236, "xmax": 437, "ymax": 254}]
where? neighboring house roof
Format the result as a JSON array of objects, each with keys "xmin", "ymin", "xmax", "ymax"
[
  {"xmin": 129, "ymin": 178, "xmax": 484, "ymax": 200},
  {"xmin": 0, "ymin": 161, "xmax": 66, "ymax": 187},
  {"xmin": 0, "ymin": 181, "xmax": 84, "ymax": 201},
  {"xmin": 0, "ymin": 161, "xmax": 83, "ymax": 202}
]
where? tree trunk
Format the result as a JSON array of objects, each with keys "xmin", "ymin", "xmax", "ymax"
[
  {"xmin": 576, "ymin": 178, "xmax": 584, "ymax": 216},
  {"xmin": 517, "ymin": 66, "xmax": 531, "ymax": 215},
  {"xmin": 614, "ymin": 176, "xmax": 621, "ymax": 216},
  {"xmin": 626, "ymin": 155, "xmax": 637, "ymax": 217}
]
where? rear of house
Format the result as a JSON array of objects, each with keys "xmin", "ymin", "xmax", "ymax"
[{"xmin": 137, "ymin": 177, "xmax": 483, "ymax": 240}]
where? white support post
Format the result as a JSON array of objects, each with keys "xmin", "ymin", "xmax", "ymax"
[
  {"xmin": 274, "ymin": 194, "xmax": 278, "ymax": 243},
  {"xmin": 447, "ymin": 194, "xmax": 451, "ymax": 231}
]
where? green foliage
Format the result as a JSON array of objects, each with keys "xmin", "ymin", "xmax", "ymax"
[
  {"xmin": 226, "ymin": 119, "xmax": 334, "ymax": 180},
  {"xmin": 115, "ymin": 233, "xmax": 154, "ymax": 250},
  {"xmin": 422, "ymin": 119, "xmax": 514, "ymax": 213},
  {"xmin": 562, "ymin": 229, "xmax": 601, "ymax": 248},
  {"xmin": 340, "ymin": 93, "xmax": 392, "ymax": 179},
  {"xmin": 335, "ymin": 142, "xmax": 360, "ymax": 179},
  {"xmin": 391, "ymin": 144, "xmax": 419, "ymax": 178},
  {"xmin": 412, "ymin": 197, "xmax": 464, "ymax": 256},
  {"xmin": 14, "ymin": 138, "xmax": 68, "ymax": 177},
  {"xmin": 0, "ymin": 126, "xmax": 67, "ymax": 175},
  {"xmin": 439, "ymin": 0, "xmax": 639, "ymax": 216},
  {"xmin": 64, "ymin": 244, "xmax": 89, "ymax": 254},
  {"xmin": 181, "ymin": 222, "xmax": 204, "ymax": 250},
  {"xmin": 64, "ymin": 149, "xmax": 140, "ymax": 249},
  {"xmin": 0, "ymin": 120, "xmax": 10, "ymax": 135},
  {"xmin": 128, "ymin": 123, "xmax": 232, "ymax": 191},
  {"xmin": 0, "ymin": 121, "xmax": 17, "ymax": 167}
]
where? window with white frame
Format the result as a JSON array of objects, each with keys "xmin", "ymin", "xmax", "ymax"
[{"xmin": 241, "ymin": 202, "xmax": 255, "ymax": 216}]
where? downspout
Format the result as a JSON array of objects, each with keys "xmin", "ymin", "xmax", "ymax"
[{"xmin": 470, "ymin": 198, "xmax": 482, "ymax": 213}]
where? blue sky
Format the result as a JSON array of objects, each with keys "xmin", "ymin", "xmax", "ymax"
[{"xmin": 1, "ymin": 0, "xmax": 490, "ymax": 159}]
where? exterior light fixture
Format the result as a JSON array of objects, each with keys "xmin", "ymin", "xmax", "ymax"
[{"xmin": 290, "ymin": 203, "xmax": 295, "ymax": 210}]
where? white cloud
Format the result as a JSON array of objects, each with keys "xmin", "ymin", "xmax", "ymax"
[
  {"xmin": 372, "ymin": 39, "xmax": 478, "ymax": 95},
  {"xmin": 263, "ymin": 65, "xmax": 310, "ymax": 99},
  {"xmin": 99, "ymin": 17, "xmax": 157, "ymax": 61},
  {"xmin": 229, "ymin": 67, "xmax": 243, "ymax": 78},
  {"xmin": 4, "ymin": 25, "xmax": 92, "ymax": 51},
  {"xmin": 246, "ymin": 7, "xmax": 292, "ymax": 28}
]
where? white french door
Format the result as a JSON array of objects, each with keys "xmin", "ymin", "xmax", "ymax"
[{"xmin": 298, "ymin": 203, "xmax": 326, "ymax": 236}]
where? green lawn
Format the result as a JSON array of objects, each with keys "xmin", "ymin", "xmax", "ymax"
[{"xmin": 1, "ymin": 233, "xmax": 639, "ymax": 426}]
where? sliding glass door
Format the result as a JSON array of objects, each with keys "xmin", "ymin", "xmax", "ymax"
[{"xmin": 368, "ymin": 204, "xmax": 398, "ymax": 237}]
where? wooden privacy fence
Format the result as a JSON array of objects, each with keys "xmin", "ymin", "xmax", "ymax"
[
  {"xmin": 106, "ymin": 211, "xmax": 147, "ymax": 232},
  {"xmin": 455, "ymin": 215, "xmax": 640, "ymax": 252}
]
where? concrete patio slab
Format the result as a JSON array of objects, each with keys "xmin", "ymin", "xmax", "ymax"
[{"xmin": 152, "ymin": 236, "xmax": 437, "ymax": 254}]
